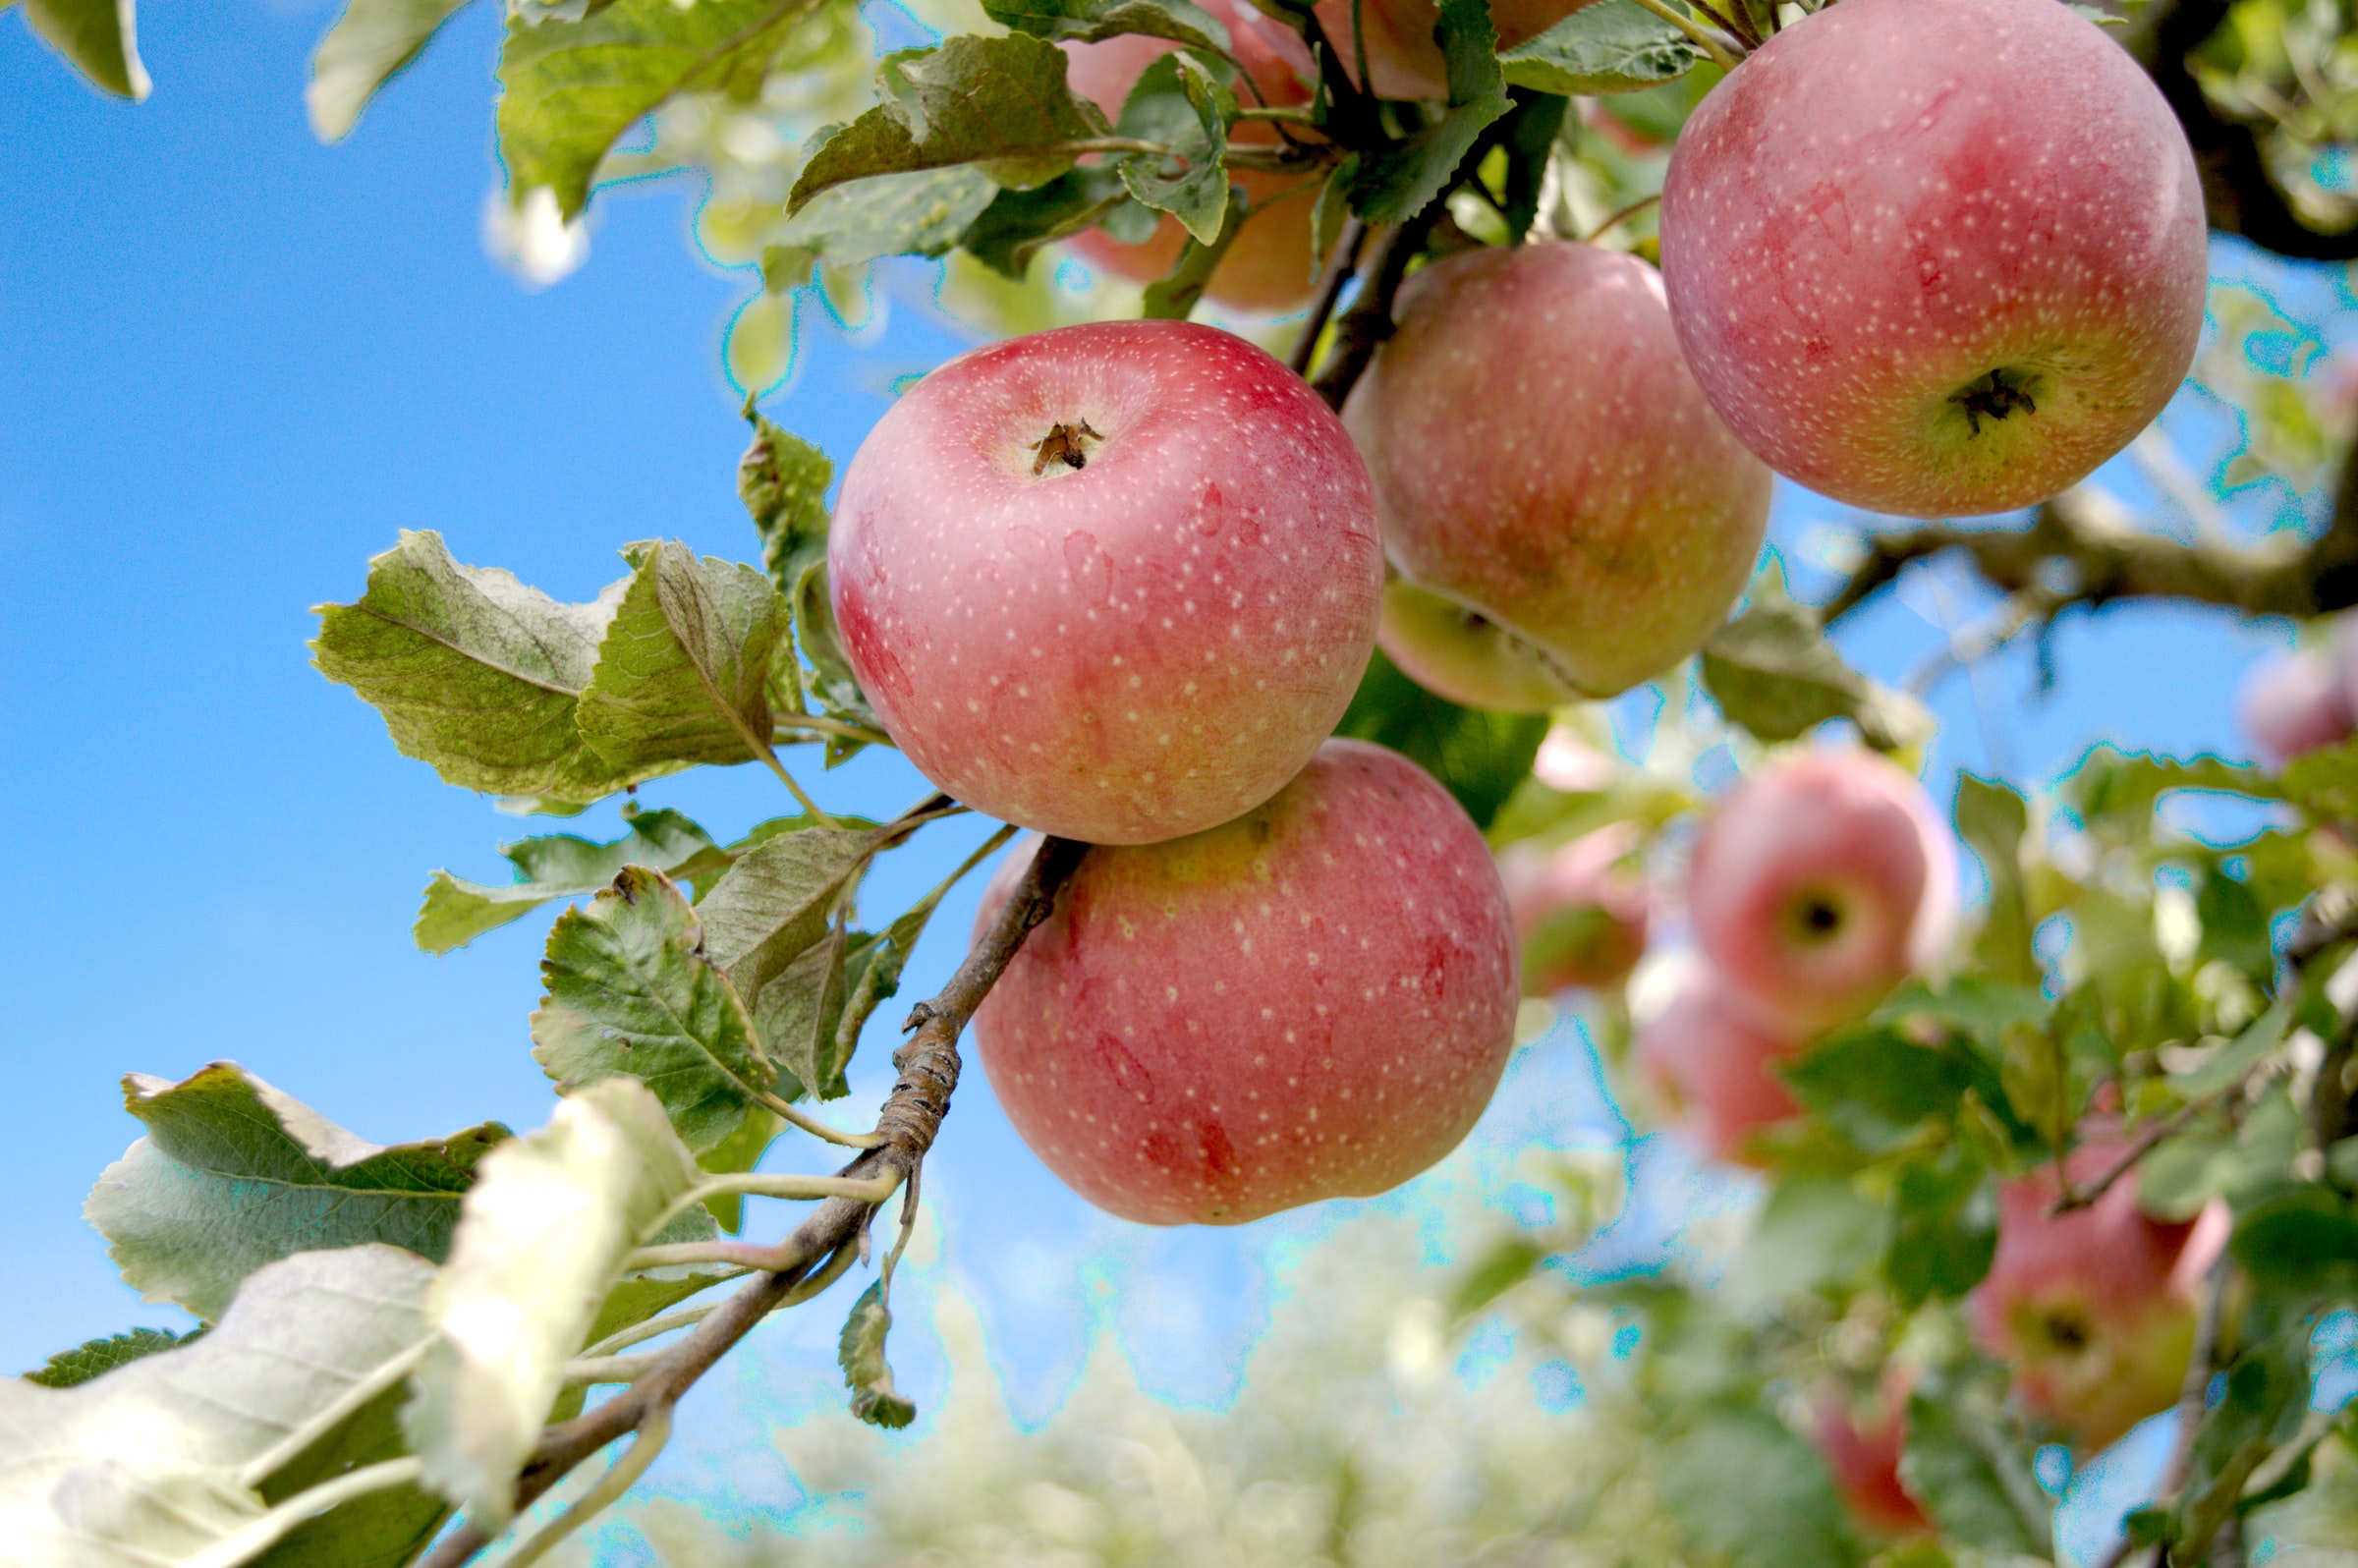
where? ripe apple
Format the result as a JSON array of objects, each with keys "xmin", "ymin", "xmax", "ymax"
[
  {"xmin": 971, "ymin": 739, "xmax": 1520, "ymax": 1224},
  {"xmin": 1631, "ymin": 966, "xmax": 1807, "ymax": 1163},
  {"xmin": 2238, "ymin": 646, "xmax": 2354, "ymax": 764},
  {"xmin": 1311, "ymin": 0, "xmax": 1599, "ymax": 100},
  {"xmin": 1344, "ymin": 242, "xmax": 1771, "ymax": 700},
  {"xmin": 1687, "ymin": 749, "xmax": 1958, "ymax": 1034},
  {"xmin": 1377, "ymin": 577, "xmax": 1582, "ymax": 712},
  {"xmin": 1657, "ymin": 0, "xmax": 2208, "ymax": 518},
  {"xmin": 1061, "ymin": 0, "xmax": 1323, "ymax": 313},
  {"xmin": 830, "ymin": 318, "xmax": 1382, "ymax": 845},
  {"xmin": 1496, "ymin": 825, "xmax": 1648, "ymax": 993},
  {"xmin": 1967, "ymin": 1144, "xmax": 2230, "ymax": 1449},
  {"xmin": 1813, "ymin": 1378, "xmax": 1930, "ymax": 1537}
]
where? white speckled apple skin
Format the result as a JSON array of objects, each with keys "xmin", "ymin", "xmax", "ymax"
[
  {"xmin": 972, "ymin": 740, "xmax": 1519, "ymax": 1226},
  {"xmin": 1345, "ymin": 242, "xmax": 1771, "ymax": 698},
  {"xmin": 1658, "ymin": 0, "xmax": 2206, "ymax": 518},
  {"xmin": 830, "ymin": 320, "xmax": 1383, "ymax": 845}
]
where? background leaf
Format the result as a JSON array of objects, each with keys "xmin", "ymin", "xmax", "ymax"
[
  {"xmin": 1702, "ymin": 576, "xmax": 1935, "ymax": 751},
  {"xmin": 1495, "ymin": 0, "xmax": 1698, "ymax": 95},
  {"xmin": 1334, "ymin": 646, "xmax": 1545, "ymax": 830},
  {"xmin": 85, "ymin": 1063, "xmax": 506, "ymax": 1321},
  {"xmin": 1953, "ymin": 774, "xmax": 2038, "ymax": 984},
  {"xmin": 21, "ymin": 0, "xmax": 150, "ymax": 99},
  {"xmin": 307, "ymin": 0, "xmax": 474, "ymax": 140},
  {"xmin": 982, "ymin": 0, "xmax": 1231, "ymax": 50},
  {"xmin": 415, "ymin": 804, "xmax": 727, "ymax": 954}
]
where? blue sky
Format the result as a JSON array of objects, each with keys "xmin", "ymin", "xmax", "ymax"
[{"xmin": 0, "ymin": 1, "xmax": 2328, "ymax": 1554}]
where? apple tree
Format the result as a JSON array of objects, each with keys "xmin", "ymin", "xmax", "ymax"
[{"xmin": 8, "ymin": 0, "xmax": 2358, "ymax": 1563}]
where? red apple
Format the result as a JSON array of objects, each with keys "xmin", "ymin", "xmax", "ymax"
[
  {"xmin": 1311, "ymin": 0, "xmax": 1599, "ymax": 100},
  {"xmin": 1061, "ymin": 0, "xmax": 1323, "ymax": 313},
  {"xmin": 2238, "ymin": 645, "xmax": 2354, "ymax": 764},
  {"xmin": 972, "ymin": 739, "xmax": 1520, "ymax": 1224},
  {"xmin": 830, "ymin": 319, "xmax": 1382, "ymax": 845},
  {"xmin": 1657, "ymin": 0, "xmax": 2207, "ymax": 518},
  {"xmin": 1376, "ymin": 577, "xmax": 1581, "ymax": 712},
  {"xmin": 1632, "ymin": 966, "xmax": 1807, "ymax": 1163},
  {"xmin": 1344, "ymin": 242, "xmax": 1771, "ymax": 699},
  {"xmin": 1967, "ymin": 1143, "xmax": 2230, "ymax": 1449},
  {"xmin": 1813, "ymin": 1377, "xmax": 1931, "ymax": 1537},
  {"xmin": 1687, "ymin": 750, "xmax": 1958, "ymax": 1034},
  {"xmin": 1496, "ymin": 825, "xmax": 1648, "ymax": 993}
]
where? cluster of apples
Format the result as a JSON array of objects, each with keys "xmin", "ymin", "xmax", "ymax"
[{"xmin": 824, "ymin": 0, "xmax": 2213, "ymax": 1226}]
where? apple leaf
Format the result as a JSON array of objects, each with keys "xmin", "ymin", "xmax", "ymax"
[
  {"xmin": 1496, "ymin": 0, "xmax": 1698, "ymax": 95},
  {"xmin": 1334, "ymin": 646, "xmax": 1545, "ymax": 831},
  {"xmin": 21, "ymin": 1326, "xmax": 202, "ymax": 1389},
  {"xmin": 498, "ymin": 0, "xmax": 822, "ymax": 220},
  {"xmin": 982, "ymin": 0, "xmax": 1232, "ymax": 52},
  {"xmin": 2060, "ymin": 744, "xmax": 2275, "ymax": 831},
  {"xmin": 837, "ymin": 1280, "xmax": 917, "ymax": 1429},
  {"xmin": 1657, "ymin": 1406, "xmax": 1854, "ymax": 1568},
  {"xmin": 1881, "ymin": 1148, "xmax": 1997, "ymax": 1306},
  {"xmin": 0, "ymin": 1246, "xmax": 437, "ymax": 1568},
  {"xmin": 741, "ymin": 414, "xmax": 834, "ymax": 596},
  {"xmin": 1900, "ymin": 1377, "xmax": 2047, "ymax": 1554},
  {"xmin": 307, "ymin": 0, "xmax": 474, "ymax": 140},
  {"xmin": 1701, "ymin": 576, "xmax": 1935, "ymax": 752},
  {"xmin": 576, "ymin": 539, "xmax": 789, "ymax": 775},
  {"xmin": 416, "ymin": 804, "xmax": 729, "ymax": 954},
  {"xmin": 752, "ymin": 920, "xmax": 855, "ymax": 1099},
  {"xmin": 312, "ymin": 530, "xmax": 654, "ymax": 808},
  {"xmin": 791, "ymin": 560, "xmax": 883, "ymax": 756},
  {"xmin": 21, "ymin": 0, "xmax": 150, "ymax": 100},
  {"xmin": 85, "ymin": 1062, "xmax": 508, "ymax": 1321},
  {"xmin": 788, "ymin": 34, "xmax": 1112, "ymax": 216},
  {"xmin": 1780, "ymin": 1027, "xmax": 2003, "ymax": 1156},
  {"xmin": 1140, "ymin": 183, "xmax": 1247, "ymax": 318},
  {"xmin": 1115, "ymin": 52, "xmax": 1235, "ymax": 245},
  {"xmin": 696, "ymin": 823, "xmax": 880, "ymax": 1007},
  {"xmin": 403, "ymin": 1079, "xmax": 710, "ymax": 1530},
  {"xmin": 2280, "ymin": 734, "xmax": 2358, "ymax": 821},
  {"xmin": 1348, "ymin": 0, "xmax": 1510, "ymax": 225},
  {"xmin": 531, "ymin": 866, "xmax": 778, "ymax": 1151},
  {"xmin": 961, "ymin": 166, "xmax": 1150, "ymax": 278},
  {"xmin": 1495, "ymin": 90, "xmax": 1567, "ymax": 244},
  {"xmin": 1952, "ymin": 774, "xmax": 2038, "ymax": 985},
  {"xmin": 772, "ymin": 167, "xmax": 1000, "ymax": 274}
]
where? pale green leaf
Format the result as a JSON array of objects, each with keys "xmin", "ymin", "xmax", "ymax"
[
  {"xmin": 85, "ymin": 1063, "xmax": 507, "ymax": 1321},
  {"xmin": 310, "ymin": 530, "xmax": 646, "ymax": 807},
  {"xmin": 415, "ymin": 804, "xmax": 728, "ymax": 954},
  {"xmin": 788, "ymin": 33, "xmax": 1109, "ymax": 214},
  {"xmin": 1116, "ymin": 52, "xmax": 1233, "ymax": 245},
  {"xmin": 1496, "ymin": 0, "xmax": 1697, "ymax": 95},
  {"xmin": 1657, "ymin": 1406, "xmax": 1855, "ymax": 1568},
  {"xmin": 0, "ymin": 1246, "xmax": 436, "ymax": 1568},
  {"xmin": 1953, "ymin": 774, "xmax": 2037, "ymax": 984},
  {"xmin": 982, "ymin": 0, "xmax": 1230, "ymax": 51},
  {"xmin": 575, "ymin": 538, "xmax": 787, "ymax": 775},
  {"xmin": 21, "ymin": 0, "xmax": 149, "ymax": 99},
  {"xmin": 403, "ymin": 1079, "xmax": 706, "ymax": 1530},
  {"xmin": 775, "ymin": 167, "xmax": 998, "ymax": 272},
  {"xmin": 837, "ymin": 1280, "xmax": 916, "ymax": 1429},
  {"xmin": 697, "ymin": 822, "xmax": 879, "ymax": 1003},
  {"xmin": 1701, "ymin": 574, "xmax": 1934, "ymax": 752},
  {"xmin": 307, "ymin": 0, "xmax": 473, "ymax": 140},
  {"xmin": 531, "ymin": 866, "xmax": 775, "ymax": 1150},
  {"xmin": 499, "ymin": 0, "xmax": 824, "ymax": 219}
]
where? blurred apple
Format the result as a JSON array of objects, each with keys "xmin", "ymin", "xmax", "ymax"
[
  {"xmin": 1812, "ymin": 1378, "xmax": 1930, "ymax": 1537},
  {"xmin": 1688, "ymin": 750, "xmax": 1958, "ymax": 1033},
  {"xmin": 972, "ymin": 740, "xmax": 1520, "ymax": 1224},
  {"xmin": 1632, "ymin": 967, "xmax": 1806, "ymax": 1163},
  {"xmin": 2238, "ymin": 645, "xmax": 2354, "ymax": 764},
  {"xmin": 1496, "ymin": 825, "xmax": 1648, "ymax": 993},
  {"xmin": 1345, "ymin": 242, "xmax": 1770, "ymax": 700},
  {"xmin": 1658, "ymin": 0, "xmax": 2207, "ymax": 516}
]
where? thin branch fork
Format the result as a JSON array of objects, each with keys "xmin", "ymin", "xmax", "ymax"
[{"xmin": 417, "ymin": 834, "xmax": 1091, "ymax": 1568}]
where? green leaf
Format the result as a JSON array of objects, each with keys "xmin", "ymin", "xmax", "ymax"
[
  {"xmin": 1347, "ymin": 0, "xmax": 1509, "ymax": 225},
  {"xmin": 2229, "ymin": 1186, "xmax": 2358, "ymax": 1294},
  {"xmin": 1140, "ymin": 183, "xmax": 1246, "ymax": 319},
  {"xmin": 2195, "ymin": 863, "xmax": 2273, "ymax": 977},
  {"xmin": 404, "ymin": 1079, "xmax": 710, "ymax": 1530},
  {"xmin": 2283, "ymin": 735, "xmax": 2358, "ymax": 821},
  {"xmin": 2060, "ymin": 744, "xmax": 2274, "ymax": 831},
  {"xmin": 1899, "ymin": 1381, "xmax": 2044, "ymax": 1554},
  {"xmin": 982, "ymin": 0, "xmax": 1231, "ymax": 51},
  {"xmin": 498, "ymin": 0, "xmax": 822, "ymax": 220},
  {"xmin": 1726, "ymin": 1176, "xmax": 1881, "ymax": 1300},
  {"xmin": 21, "ymin": 0, "xmax": 150, "ymax": 99},
  {"xmin": 788, "ymin": 33, "xmax": 1109, "ymax": 215},
  {"xmin": 1334, "ymin": 645, "xmax": 1544, "ymax": 830},
  {"xmin": 1658, "ymin": 1405, "xmax": 1857, "ymax": 1568},
  {"xmin": 837, "ymin": 1279, "xmax": 917, "ymax": 1429},
  {"xmin": 85, "ymin": 1063, "xmax": 508, "ymax": 1321},
  {"xmin": 693, "ymin": 823, "xmax": 880, "ymax": 1030},
  {"xmin": 752, "ymin": 920, "xmax": 854, "ymax": 1098},
  {"xmin": 311, "ymin": 530, "xmax": 645, "ymax": 808},
  {"xmin": 1780, "ymin": 1027, "xmax": 1998, "ymax": 1155},
  {"xmin": 1872, "ymin": 978, "xmax": 2049, "ymax": 1048},
  {"xmin": 1701, "ymin": 574, "xmax": 1934, "ymax": 752},
  {"xmin": 775, "ymin": 166, "xmax": 999, "ymax": 271},
  {"xmin": 1448, "ymin": 1236, "xmax": 1545, "ymax": 1321},
  {"xmin": 21, "ymin": 1326, "xmax": 202, "ymax": 1389},
  {"xmin": 740, "ymin": 415, "xmax": 833, "ymax": 601},
  {"xmin": 1953, "ymin": 774, "xmax": 2038, "ymax": 984},
  {"xmin": 415, "ymin": 805, "xmax": 728, "ymax": 954},
  {"xmin": 1496, "ymin": 0, "xmax": 1698, "ymax": 94},
  {"xmin": 1881, "ymin": 1148, "xmax": 1998, "ymax": 1306},
  {"xmin": 789, "ymin": 561, "xmax": 880, "ymax": 760},
  {"xmin": 307, "ymin": 0, "xmax": 473, "ymax": 140},
  {"xmin": 0, "ymin": 1246, "xmax": 437, "ymax": 1567},
  {"xmin": 959, "ymin": 166, "xmax": 1143, "ymax": 278},
  {"xmin": 2142, "ymin": 1085, "xmax": 2300, "ymax": 1221},
  {"xmin": 1116, "ymin": 52, "xmax": 1234, "ymax": 245},
  {"xmin": 575, "ymin": 538, "xmax": 789, "ymax": 776},
  {"xmin": 531, "ymin": 866, "xmax": 777, "ymax": 1151},
  {"xmin": 1494, "ymin": 90, "xmax": 1566, "ymax": 244}
]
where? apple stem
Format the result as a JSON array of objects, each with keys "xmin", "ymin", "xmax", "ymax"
[
  {"xmin": 1310, "ymin": 207, "xmax": 1439, "ymax": 412},
  {"xmin": 1291, "ymin": 218, "xmax": 1370, "ymax": 377},
  {"xmin": 1579, "ymin": 192, "xmax": 1661, "ymax": 247}
]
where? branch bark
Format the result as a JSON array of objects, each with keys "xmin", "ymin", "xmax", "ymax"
[{"xmin": 415, "ymin": 834, "xmax": 1090, "ymax": 1568}]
